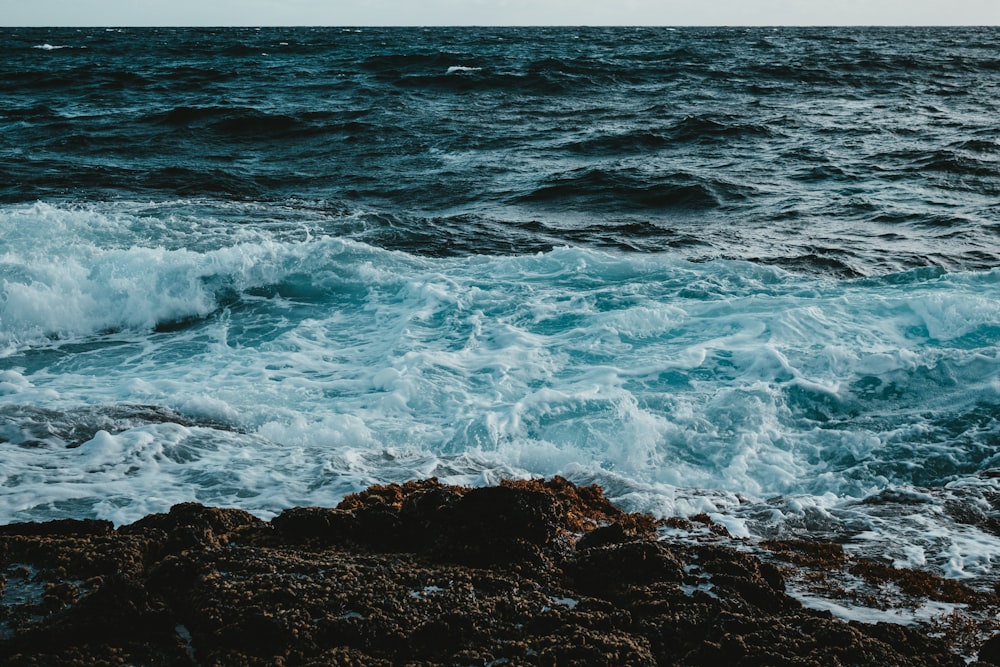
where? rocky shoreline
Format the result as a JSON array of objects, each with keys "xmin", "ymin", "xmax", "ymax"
[{"xmin": 2, "ymin": 477, "xmax": 999, "ymax": 666}]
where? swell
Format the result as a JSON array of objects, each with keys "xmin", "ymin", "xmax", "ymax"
[
  {"xmin": 514, "ymin": 167, "xmax": 754, "ymax": 212},
  {"xmin": 562, "ymin": 115, "xmax": 778, "ymax": 155},
  {"xmin": 3, "ymin": 27, "xmax": 1000, "ymax": 276},
  {"xmin": 360, "ymin": 51, "xmax": 656, "ymax": 93},
  {"xmin": 135, "ymin": 106, "xmax": 390, "ymax": 145}
]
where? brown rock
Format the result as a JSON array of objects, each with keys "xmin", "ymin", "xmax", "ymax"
[{"xmin": 0, "ymin": 478, "xmax": 971, "ymax": 666}]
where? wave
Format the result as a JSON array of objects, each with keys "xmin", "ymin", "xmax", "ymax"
[
  {"xmin": 361, "ymin": 51, "xmax": 475, "ymax": 73},
  {"xmin": 563, "ymin": 115, "xmax": 779, "ymax": 155},
  {"xmin": 446, "ymin": 65, "xmax": 483, "ymax": 75},
  {"xmin": 343, "ymin": 211, "xmax": 712, "ymax": 257},
  {"xmin": 359, "ymin": 51, "xmax": 642, "ymax": 94},
  {"xmin": 133, "ymin": 106, "xmax": 392, "ymax": 148},
  {"xmin": 563, "ymin": 131, "xmax": 673, "ymax": 155},
  {"xmin": 134, "ymin": 166, "xmax": 264, "ymax": 198},
  {"xmin": 2, "ymin": 237, "xmax": 998, "ymax": 497},
  {"xmin": 869, "ymin": 147, "xmax": 1000, "ymax": 190},
  {"xmin": 950, "ymin": 138, "xmax": 1000, "ymax": 153},
  {"xmin": 667, "ymin": 114, "xmax": 777, "ymax": 142},
  {"xmin": 0, "ymin": 203, "xmax": 297, "ymax": 347},
  {"xmin": 515, "ymin": 168, "xmax": 753, "ymax": 212},
  {"xmin": 142, "ymin": 106, "xmax": 307, "ymax": 136},
  {"xmin": 0, "ymin": 104, "xmax": 58, "ymax": 120},
  {"xmin": 0, "ymin": 403, "xmax": 238, "ymax": 449},
  {"xmin": 159, "ymin": 65, "xmax": 240, "ymax": 84}
]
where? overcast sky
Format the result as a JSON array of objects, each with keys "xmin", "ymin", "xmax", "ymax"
[{"xmin": 4, "ymin": 0, "xmax": 1000, "ymax": 27}]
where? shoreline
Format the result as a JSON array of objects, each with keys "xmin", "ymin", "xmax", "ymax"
[{"xmin": 2, "ymin": 477, "xmax": 998, "ymax": 665}]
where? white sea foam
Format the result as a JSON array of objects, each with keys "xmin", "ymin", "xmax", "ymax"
[
  {"xmin": 446, "ymin": 66, "xmax": 482, "ymax": 75},
  {"xmin": 789, "ymin": 591, "xmax": 965, "ymax": 627},
  {"xmin": 2, "ymin": 202, "xmax": 1000, "ymax": 591},
  {"xmin": 0, "ymin": 370, "xmax": 31, "ymax": 395}
]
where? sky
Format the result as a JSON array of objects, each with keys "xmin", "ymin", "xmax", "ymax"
[{"xmin": 4, "ymin": 0, "xmax": 1000, "ymax": 27}]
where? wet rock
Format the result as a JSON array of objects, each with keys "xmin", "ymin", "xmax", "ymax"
[
  {"xmin": 576, "ymin": 520, "xmax": 645, "ymax": 550},
  {"xmin": 270, "ymin": 506, "xmax": 355, "ymax": 546},
  {"xmin": 571, "ymin": 540, "xmax": 684, "ymax": 599},
  {"xmin": 0, "ymin": 478, "xmax": 974, "ymax": 666},
  {"xmin": 0, "ymin": 519, "xmax": 114, "ymax": 539},
  {"xmin": 120, "ymin": 502, "xmax": 262, "ymax": 551},
  {"xmin": 979, "ymin": 633, "xmax": 1000, "ymax": 664}
]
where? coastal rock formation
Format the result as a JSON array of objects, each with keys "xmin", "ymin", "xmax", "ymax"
[{"xmin": 0, "ymin": 477, "xmax": 996, "ymax": 665}]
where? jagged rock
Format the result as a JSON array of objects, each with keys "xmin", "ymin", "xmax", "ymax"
[{"xmin": 0, "ymin": 477, "xmax": 977, "ymax": 666}]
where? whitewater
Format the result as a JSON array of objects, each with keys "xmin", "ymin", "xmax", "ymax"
[{"xmin": 2, "ymin": 26, "xmax": 1000, "ymax": 591}]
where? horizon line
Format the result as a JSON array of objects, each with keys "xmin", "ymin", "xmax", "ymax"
[{"xmin": 4, "ymin": 23, "xmax": 999, "ymax": 28}]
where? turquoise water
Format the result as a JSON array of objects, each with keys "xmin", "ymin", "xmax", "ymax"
[{"xmin": 2, "ymin": 28, "xmax": 1000, "ymax": 585}]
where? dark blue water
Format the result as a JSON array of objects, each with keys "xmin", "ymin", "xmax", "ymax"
[
  {"xmin": 2, "ymin": 27, "xmax": 1000, "ymax": 588},
  {"xmin": 5, "ymin": 27, "xmax": 1000, "ymax": 272}
]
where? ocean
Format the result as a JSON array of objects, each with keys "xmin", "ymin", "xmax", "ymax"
[{"xmin": 2, "ymin": 26, "xmax": 1000, "ymax": 588}]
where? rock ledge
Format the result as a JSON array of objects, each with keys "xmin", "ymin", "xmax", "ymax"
[{"xmin": 1, "ymin": 477, "xmax": 997, "ymax": 666}]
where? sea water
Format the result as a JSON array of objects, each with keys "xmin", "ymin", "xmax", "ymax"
[{"xmin": 2, "ymin": 27, "xmax": 1000, "ymax": 588}]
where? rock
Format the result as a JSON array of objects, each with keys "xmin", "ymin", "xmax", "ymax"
[
  {"xmin": 0, "ymin": 478, "xmax": 973, "ymax": 666},
  {"xmin": 270, "ymin": 506, "xmax": 355, "ymax": 546},
  {"xmin": 571, "ymin": 540, "xmax": 684, "ymax": 598},
  {"xmin": 0, "ymin": 519, "xmax": 114, "ymax": 538},
  {"xmin": 120, "ymin": 502, "xmax": 262, "ymax": 551},
  {"xmin": 980, "ymin": 634, "xmax": 1000, "ymax": 664},
  {"xmin": 576, "ymin": 521, "xmax": 631, "ymax": 550}
]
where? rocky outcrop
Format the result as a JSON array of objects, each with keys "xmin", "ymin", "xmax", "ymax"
[{"xmin": 0, "ymin": 477, "xmax": 994, "ymax": 665}]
